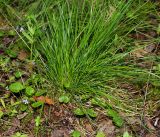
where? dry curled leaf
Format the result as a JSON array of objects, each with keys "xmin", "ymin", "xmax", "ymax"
[
  {"xmin": 85, "ymin": 123, "xmax": 93, "ymax": 132},
  {"xmin": 98, "ymin": 119, "xmax": 115, "ymax": 137},
  {"xmin": 25, "ymin": 61, "xmax": 35, "ymax": 73},
  {"xmin": 33, "ymin": 96, "xmax": 45, "ymax": 102},
  {"xmin": 18, "ymin": 50, "xmax": 28, "ymax": 61},
  {"xmin": 145, "ymin": 133, "xmax": 157, "ymax": 137},
  {"xmin": 131, "ymin": 49, "xmax": 148, "ymax": 58},
  {"xmin": 17, "ymin": 112, "xmax": 28, "ymax": 119},
  {"xmin": 45, "ymin": 97, "xmax": 54, "ymax": 105},
  {"xmin": 145, "ymin": 118, "xmax": 155, "ymax": 131},
  {"xmin": 33, "ymin": 96, "xmax": 54, "ymax": 105}
]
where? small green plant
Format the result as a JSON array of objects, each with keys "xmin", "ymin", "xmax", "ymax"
[
  {"xmin": 25, "ymin": 86, "xmax": 35, "ymax": 96},
  {"xmin": 71, "ymin": 130, "xmax": 81, "ymax": 137},
  {"xmin": 20, "ymin": 104, "xmax": 28, "ymax": 111},
  {"xmin": 0, "ymin": 31, "xmax": 5, "ymax": 37},
  {"xmin": 11, "ymin": 132, "xmax": 28, "ymax": 137},
  {"xmin": 5, "ymin": 49, "xmax": 18, "ymax": 58},
  {"xmin": 35, "ymin": 116, "xmax": 41, "ymax": 127},
  {"xmin": 96, "ymin": 131, "xmax": 105, "ymax": 137},
  {"xmin": 31, "ymin": 101, "xmax": 43, "ymax": 108},
  {"xmin": 74, "ymin": 108, "xmax": 85, "ymax": 116},
  {"xmin": 35, "ymin": 90, "xmax": 46, "ymax": 96},
  {"xmin": 58, "ymin": 95, "xmax": 70, "ymax": 103},
  {"xmin": 1, "ymin": 98, "xmax": 6, "ymax": 108},
  {"xmin": 14, "ymin": 71, "xmax": 24, "ymax": 78},
  {"xmin": 74, "ymin": 108, "xmax": 97, "ymax": 118},
  {"xmin": 91, "ymin": 98, "xmax": 107, "ymax": 108},
  {"xmin": 86, "ymin": 108, "xmax": 97, "ymax": 118},
  {"xmin": 106, "ymin": 109, "xmax": 124, "ymax": 127},
  {"xmin": 123, "ymin": 131, "xmax": 132, "ymax": 137},
  {"xmin": 9, "ymin": 82, "xmax": 24, "ymax": 93}
]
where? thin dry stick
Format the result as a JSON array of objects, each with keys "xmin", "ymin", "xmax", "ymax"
[{"xmin": 139, "ymin": 62, "xmax": 153, "ymax": 137}]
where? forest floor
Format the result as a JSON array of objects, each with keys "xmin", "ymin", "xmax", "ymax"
[{"xmin": 0, "ymin": 1, "xmax": 160, "ymax": 137}]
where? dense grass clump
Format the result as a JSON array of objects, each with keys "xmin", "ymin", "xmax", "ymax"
[{"xmin": 19, "ymin": 0, "xmax": 159, "ymax": 111}]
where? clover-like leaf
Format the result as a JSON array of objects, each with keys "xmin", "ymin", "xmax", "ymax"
[
  {"xmin": 31, "ymin": 101, "xmax": 43, "ymax": 108},
  {"xmin": 96, "ymin": 131, "xmax": 105, "ymax": 137},
  {"xmin": 91, "ymin": 98, "xmax": 106, "ymax": 107},
  {"xmin": 20, "ymin": 104, "xmax": 28, "ymax": 112},
  {"xmin": 113, "ymin": 116, "xmax": 124, "ymax": 127},
  {"xmin": 8, "ymin": 30, "xmax": 16, "ymax": 36},
  {"xmin": 35, "ymin": 116, "xmax": 41, "ymax": 127},
  {"xmin": 123, "ymin": 131, "xmax": 132, "ymax": 137},
  {"xmin": 5, "ymin": 49, "xmax": 18, "ymax": 58},
  {"xmin": 35, "ymin": 90, "xmax": 46, "ymax": 96},
  {"xmin": 59, "ymin": 95, "xmax": 70, "ymax": 103},
  {"xmin": 107, "ymin": 109, "xmax": 118, "ymax": 117},
  {"xmin": 86, "ymin": 108, "xmax": 97, "ymax": 118},
  {"xmin": 25, "ymin": 86, "xmax": 35, "ymax": 96},
  {"xmin": 71, "ymin": 130, "xmax": 81, "ymax": 137},
  {"xmin": 74, "ymin": 108, "xmax": 85, "ymax": 116},
  {"xmin": 14, "ymin": 71, "xmax": 23, "ymax": 78},
  {"xmin": 9, "ymin": 82, "xmax": 24, "ymax": 93},
  {"xmin": 0, "ymin": 31, "xmax": 5, "ymax": 37},
  {"xmin": 106, "ymin": 109, "xmax": 124, "ymax": 127}
]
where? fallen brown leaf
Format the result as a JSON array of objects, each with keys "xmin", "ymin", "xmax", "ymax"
[
  {"xmin": 12, "ymin": 117, "xmax": 21, "ymax": 127},
  {"xmin": 2, "ymin": 127, "xmax": 17, "ymax": 136},
  {"xmin": 132, "ymin": 49, "xmax": 148, "ymax": 58},
  {"xmin": 145, "ymin": 133, "xmax": 157, "ymax": 137},
  {"xmin": 45, "ymin": 96, "xmax": 54, "ymax": 105},
  {"xmin": 33, "ymin": 96, "xmax": 54, "ymax": 105},
  {"xmin": 85, "ymin": 123, "xmax": 93, "ymax": 132},
  {"xmin": 51, "ymin": 128, "xmax": 70, "ymax": 137},
  {"xmin": 145, "ymin": 44, "xmax": 156, "ymax": 53},
  {"xmin": 2, "ymin": 36, "xmax": 16, "ymax": 46},
  {"xmin": 145, "ymin": 118, "xmax": 156, "ymax": 131},
  {"xmin": 98, "ymin": 119, "xmax": 115, "ymax": 137},
  {"xmin": 25, "ymin": 61, "xmax": 35, "ymax": 73},
  {"xmin": 33, "ymin": 96, "xmax": 46, "ymax": 102},
  {"xmin": 17, "ymin": 112, "xmax": 28, "ymax": 120},
  {"xmin": 18, "ymin": 50, "xmax": 28, "ymax": 61}
]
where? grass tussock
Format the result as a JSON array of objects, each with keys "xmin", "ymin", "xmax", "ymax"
[{"xmin": 17, "ymin": 0, "xmax": 159, "ymax": 112}]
